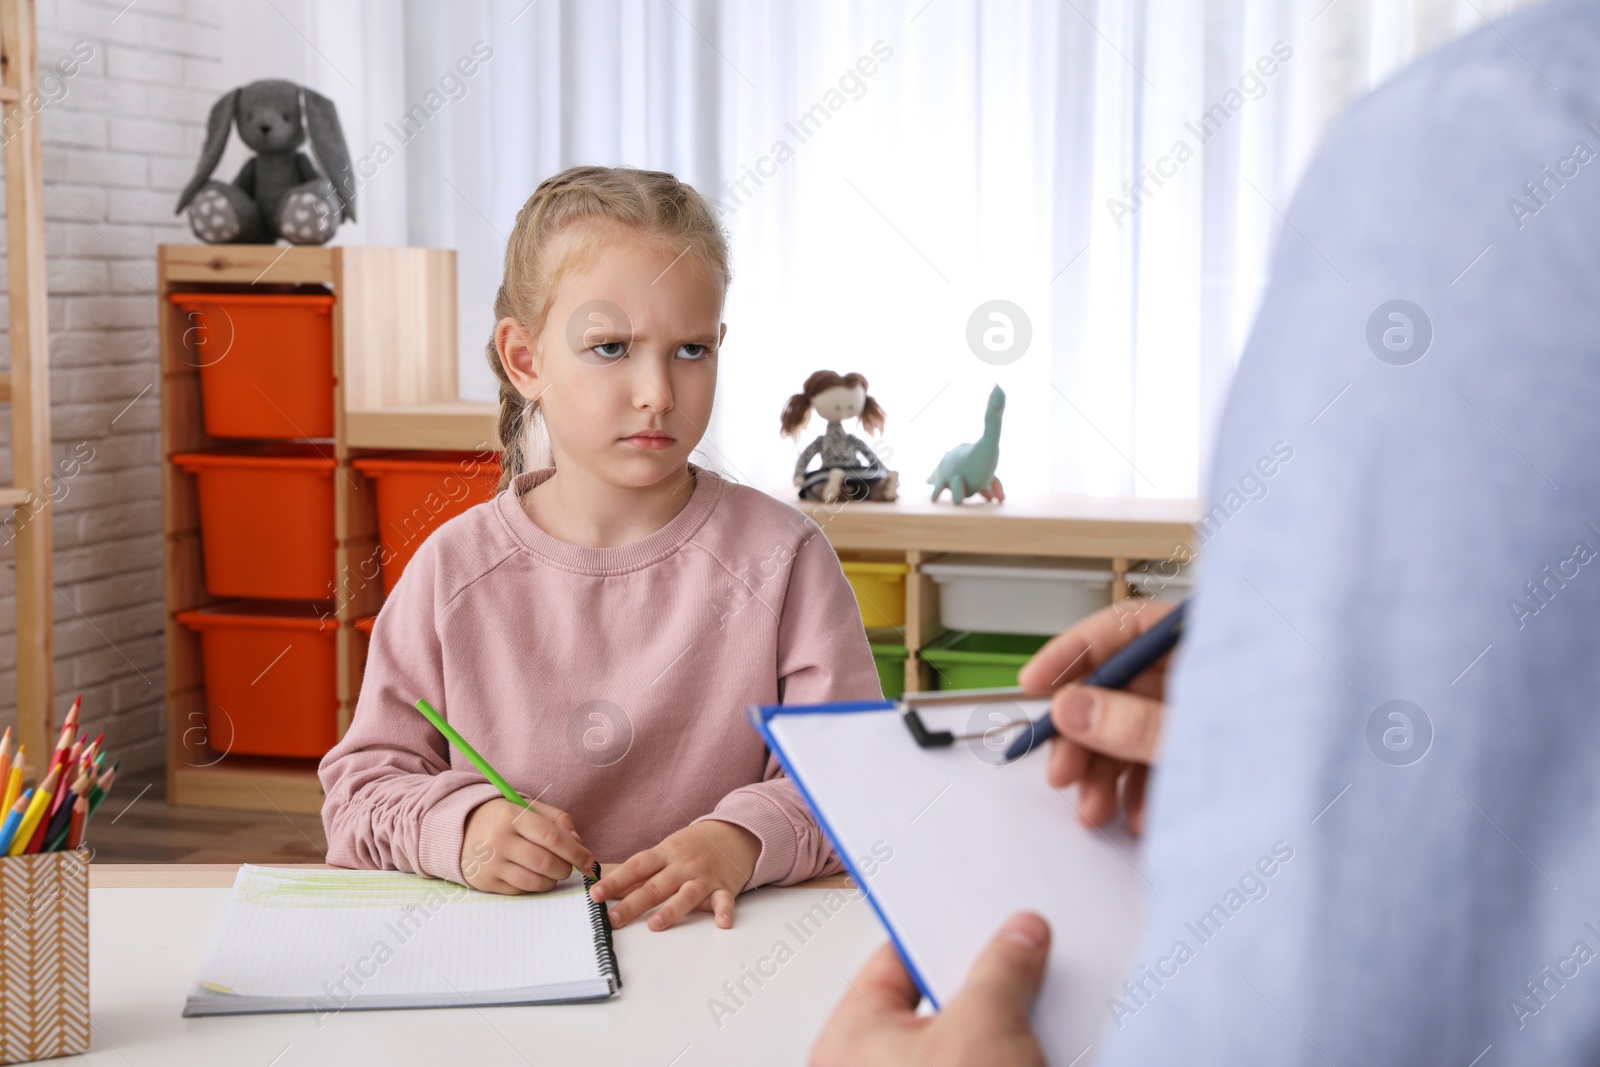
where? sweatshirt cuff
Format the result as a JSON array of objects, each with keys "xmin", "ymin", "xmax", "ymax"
[
  {"xmin": 418, "ymin": 782, "xmax": 507, "ymax": 885},
  {"xmin": 698, "ymin": 792, "xmax": 798, "ymax": 890}
]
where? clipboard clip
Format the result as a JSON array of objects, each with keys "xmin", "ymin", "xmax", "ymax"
[{"xmin": 898, "ymin": 687, "xmax": 1037, "ymax": 748}]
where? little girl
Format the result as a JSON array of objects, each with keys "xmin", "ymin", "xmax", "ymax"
[{"xmin": 319, "ymin": 165, "xmax": 883, "ymax": 933}]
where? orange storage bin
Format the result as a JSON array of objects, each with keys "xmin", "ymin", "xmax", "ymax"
[
  {"xmin": 352, "ymin": 451, "xmax": 501, "ymax": 594},
  {"xmin": 171, "ymin": 443, "xmax": 337, "ymax": 599},
  {"xmin": 169, "ymin": 291, "xmax": 336, "ymax": 439},
  {"xmin": 174, "ymin": 600, "xmax": 338, "ymax": 758},
  {"xmin": 354, "ymin": 614, "xmax": 376, "ymax": 693}
]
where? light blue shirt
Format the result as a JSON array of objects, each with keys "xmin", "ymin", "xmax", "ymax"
[{"xmin": 1101, "ymin": 2, "xmax": 1600, "ymax": 1064}]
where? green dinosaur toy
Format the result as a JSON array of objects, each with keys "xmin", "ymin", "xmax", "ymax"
[{"xmin": 927, "ymin": 384, "xmax": 1006, "ymax": 504}]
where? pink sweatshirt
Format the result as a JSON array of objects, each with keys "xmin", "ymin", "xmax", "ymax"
[{"xmin": 319, "ymin": 462, "xmax": 883, "ymax": 889}]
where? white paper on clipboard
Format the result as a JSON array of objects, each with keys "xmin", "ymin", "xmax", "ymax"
[{"xmin": 753, "ymin": 693, "xmax": 1145, "ymax": 1064}]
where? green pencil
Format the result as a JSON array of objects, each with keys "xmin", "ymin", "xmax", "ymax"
[{"xmin": 413, "ymin": 698, "xmax": 591, "ymax": 883}]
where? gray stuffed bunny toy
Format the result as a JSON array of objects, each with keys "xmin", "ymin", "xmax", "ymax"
[{"xmin": 174, "ymin": 79, "xmax": 355, "ymax": 245}]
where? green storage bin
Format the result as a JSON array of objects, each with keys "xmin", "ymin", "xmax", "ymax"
[
  {"xmin": 920, "ymin": 630, "xmax": 1049, "ymax": 691},
  {"xmin": 866, "ymin": 627, "xmax": 907, "ymax": 699}
]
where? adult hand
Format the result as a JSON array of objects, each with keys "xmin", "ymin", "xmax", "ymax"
[
  {"xmin": 810, "ymin": 911, "xmax": 1051, "ymax": 1067},
  {"xmin": 1017, "ymin": 598, "xmax": 1176, "ymax": 834}
]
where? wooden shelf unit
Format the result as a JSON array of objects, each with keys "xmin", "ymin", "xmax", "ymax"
[
  {"xmin": 160, "ymin": 244, "xmax": 457, "ymax": 814},
  {"xmin": 1, "ymin": 0, "xmax": 56, "ymax": 760},
  {"xmin": 345, "ymin": 399, "xmax": 497, "ymax": 451},
  {"xmin": 783, "ymin": 494, "xmax": 1199, "ymax": 693}
]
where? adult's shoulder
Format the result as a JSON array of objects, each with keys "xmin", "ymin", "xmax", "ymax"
[
  {"xmin": 1287, "ymin": 0, "xmax": 1600, "ymax": 243},
  {"xmin": 1349, "ymin": 0, "xmax": 1599, "ymax": 111},
  {"xmin": 1221, "ymin": 0, "xmax": 1600, "ymax": 458}
]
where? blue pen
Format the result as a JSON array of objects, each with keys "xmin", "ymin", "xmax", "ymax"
[
  {"xmin": 1004, "ymin": 598, "xmax": 1189, "ymax": 762},
  {"xmin": 0, "ymin": 788, "xmax": 35, "ymax": 853}
]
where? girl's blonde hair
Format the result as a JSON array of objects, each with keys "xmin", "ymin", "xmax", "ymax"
[{"xmin": 487, "ymin": 165, "xmax": 732, "ymax": 491}]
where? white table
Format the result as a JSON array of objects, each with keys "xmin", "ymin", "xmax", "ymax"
[{"xmin": 82, "ymin": 865, "xmax": 882, "ymax": 1066}]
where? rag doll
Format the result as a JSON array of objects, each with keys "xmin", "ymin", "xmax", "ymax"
[{"xmin": 782, "ymin": 370, "xmax": 899, "ymax": 503}]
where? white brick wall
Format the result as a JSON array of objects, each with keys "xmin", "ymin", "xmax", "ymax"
[{"xmin": 0, "ymin": 0, "xmax": 227, "ymax": 774}]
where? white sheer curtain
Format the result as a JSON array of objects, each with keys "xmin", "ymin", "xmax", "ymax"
[{"xmin": 220, "ymin": 0, "xmax": 1538, "ymax": 497}]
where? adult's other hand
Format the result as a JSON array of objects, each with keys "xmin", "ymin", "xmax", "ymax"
[{"xmin": 810, "ymin": 911, "xmax": 1051, "ymax": 1067}]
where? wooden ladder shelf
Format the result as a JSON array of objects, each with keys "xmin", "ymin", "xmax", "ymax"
[{"xmin": 0, "ymin": 0, "xmax": 57, "ymax": 759}]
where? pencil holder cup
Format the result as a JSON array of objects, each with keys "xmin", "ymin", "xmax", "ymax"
[{"xmin": 0, "ymin": 849, "xmax": 89, "ymax": 1063}]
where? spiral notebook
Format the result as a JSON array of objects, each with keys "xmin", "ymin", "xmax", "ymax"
[
  {"xmin": 751, "ymin": 693, "xmax": 1144, "ymax": 1064},
  {"xmin": 183, "ymin": 864, "xmax": 621, "ymax": 1017}
]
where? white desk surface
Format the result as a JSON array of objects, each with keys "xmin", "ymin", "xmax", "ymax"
[{"xmin": 82, "ymin": 864, "xmax": 880, "ymax": 1067}]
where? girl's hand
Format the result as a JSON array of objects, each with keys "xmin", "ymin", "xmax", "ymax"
[
  {"xmin": 588, "ymin": 820, "xmax": 761, "ymax": 931},
  {"xmin": 461, "ymin": 798, "xmax": 595, "ymax": 895}
]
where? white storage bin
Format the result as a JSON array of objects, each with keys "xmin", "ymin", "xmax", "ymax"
[
  {"xmin": 922, "ymin": 555, "xmax": 1115, "ymax": 636},
  {"xmin": 1127, "ymin": 561, "xmax": 1193, "ymax": 603}
]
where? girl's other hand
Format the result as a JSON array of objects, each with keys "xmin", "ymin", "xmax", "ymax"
[
  {"xmin": 461, "ymin": 798, "xmax": 595, "ymax": 895},
  {"xmin": 588, "ymin": 819, "xmax": 761, "ymax": 931}
]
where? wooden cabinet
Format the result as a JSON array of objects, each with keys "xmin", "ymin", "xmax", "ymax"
[
  {"xmin": 160, "ymin": 245, "xmax": 457, "ymax": 814},
  {"xmin": 782, "ymin": 494, "xmax": 1199, "ymax": 693}
]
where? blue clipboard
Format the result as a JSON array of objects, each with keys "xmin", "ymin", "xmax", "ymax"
[
  {"xmin": 748, "ymin": 695, "xmax": 936, "ymax": 997},
  {"xmin": 749, "ymin": 689, "xmax": 1144, "ymax": 1059}
]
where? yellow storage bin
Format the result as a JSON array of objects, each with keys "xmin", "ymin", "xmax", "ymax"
[{"xmin": 841, "ymin": 561, "xmax": 909, "ymax": 628}]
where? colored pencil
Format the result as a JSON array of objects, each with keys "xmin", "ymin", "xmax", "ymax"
[
  {"xmin": 0, "ymin": 699, "xmax": 112, "ymax": 857},
  {"xmin": 22, "ymin": 764, "xmax": 68, "ymax": 854},
  {"xmin": 87, "ymin": 765, "xmax": 116, "ymax": 813},
  {"xmin": 43, "ymin": 791, "xmax": 83, "ymax": 853},
  {"xmin": 0, "ymin": 790, "xmax": 32, "ymax": 853},
  {"xmin": 47, "ymin": 721, "xmax": 70, "ymax": 763},
  {"xmin": 42, "ymin": 817, "xmax": 70, "ymax": 853},
  {"xmin": 41, "ymin": 721, "xmax": 72, "ymax": 808},
  {"xmin": 66, "ymin": 796, "xmax": 87, "ymax": 850},
  {"xmin": 2, "ymin": 747, "xmax": 22, "ymax": 813},
  {"xmin": 41, "ymin": 766, "xmax": 88, "ymax": 849},
  {"xmin": 84, "ymin": 769, "xmax": 116, "ymax": 842},
  {"xmin": 41, "ymin": 697, "xmax": 81, "ymax": 791},
  {"xmin": 8, "ymin": 767, "xmax": 58, "ymax": 856},
  {"xmin": 0, "ymin": 732, "xmax": 11, "ymax": 824},
  {"xmin": 100, "ymin": 764, "xmax": 117, "ymax": 792},
  {"xmin": 40, "ymin": 792, "xmax": 74, "ymax": 847},
  {"xmin": 24, "ymin": 809, "xmax": 49, "ymax": 854},
  {"xmin": 49, "ymin": 738, "xmax": 84, "ymax": 819},
  {"xmin": 414, "ymin": 697, "xmax": 589, "ymax": 882},
  {"xmin": 43, "ymin": 766, "xmax": 89, "ymax": 854}
]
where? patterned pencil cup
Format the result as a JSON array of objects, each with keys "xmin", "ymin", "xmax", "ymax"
[{"xmin": 0, "ymin": 850, "xmax": 89, "ymax": 1063}]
